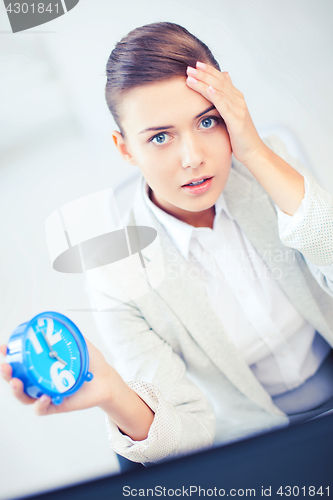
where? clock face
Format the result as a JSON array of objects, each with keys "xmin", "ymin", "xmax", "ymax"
[{"xmin": 24, "ymin": 316, "xmax": 81, "ymax": 395}]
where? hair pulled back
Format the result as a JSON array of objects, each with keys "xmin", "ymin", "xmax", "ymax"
[{"xmin": 105, "ymin": 22, "xmax": 220, "ymax": 134}]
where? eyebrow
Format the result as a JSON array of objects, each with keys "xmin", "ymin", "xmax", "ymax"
[{"xmin": 138, "ymin": 105, "xmax": 217, "ymax": 134}]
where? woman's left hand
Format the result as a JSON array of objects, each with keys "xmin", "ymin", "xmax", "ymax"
[{"xmin": 186, "ymin": 62, "xmax": 264, "ymax": 166}]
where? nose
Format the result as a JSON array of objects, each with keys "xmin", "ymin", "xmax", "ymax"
[{"xmin": 179, "ymin": 133, "xmax": 204, "ymax": 170}]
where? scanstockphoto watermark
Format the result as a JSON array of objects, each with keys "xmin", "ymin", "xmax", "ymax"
[
  {"xmin": 167, "ymin": 262, "xmax": 285, "ymax": 282},
  {"xmin": 166, "ymin": 246, "xmax": 295, "ymax": 282},
  {"xmin": 123, "ymin": 485, "xmax": 330, "ymax": 497},
  {"xmin": 166, "ymin": 245, "xmax": 296, "ymax": 266},
  {"xmin": 123, "ymin": 485, "xmax": 257, "ymax": 497}
]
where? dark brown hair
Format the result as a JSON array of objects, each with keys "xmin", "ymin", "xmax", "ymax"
[{"xmin": 105, "ymin": 22, "xmax": 220, "ymax": 135}]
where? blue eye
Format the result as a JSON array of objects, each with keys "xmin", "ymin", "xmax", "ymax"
[
  {"xmin": 151, "ymin": 132, "xmax": 170, "ymax": 145},
  {"xmin": 199, "ymin": 116, "xmax": 218, "ymax": 129}
]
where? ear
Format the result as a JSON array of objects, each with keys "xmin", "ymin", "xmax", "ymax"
[{"xmin": 112, "ymin": 131, "xmax": 137, "ymax": 166}]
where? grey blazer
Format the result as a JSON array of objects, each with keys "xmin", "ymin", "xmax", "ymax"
[{"xmin": 87, "ymin": 135, "xmax": 333, "ymax": 463}]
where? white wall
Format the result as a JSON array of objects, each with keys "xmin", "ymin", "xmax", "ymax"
[{"xmin": 1, "ymin": 1, "xmax": 333, "ymax": 498}]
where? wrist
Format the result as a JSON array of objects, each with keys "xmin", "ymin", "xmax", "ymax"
[
  {"xmin": 240, "ymin": 141, "xmax": 305, "ymax": 215},
  {"xmin": 97, "ymin": 365, "xmax": 125, "ymax": 412},
  {"xmin": 239, "ymin": 140, "xmax": 268, "ymax": 170}
]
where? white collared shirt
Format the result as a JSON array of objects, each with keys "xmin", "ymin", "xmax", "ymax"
[{"xmin": 143, "ymin": 177, "xmax": 331, "ymax": 396}]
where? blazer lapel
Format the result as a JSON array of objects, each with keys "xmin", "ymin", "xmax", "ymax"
[{"xmin": 128, "ymin": 176, "xmax": 285, "ymax": 416}]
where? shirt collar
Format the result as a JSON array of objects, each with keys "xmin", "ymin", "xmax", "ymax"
[
  {"xmin": 142, "ymin": 180, "xmax": 235, "ymax": 260},
  {"xmin": 214, "ymin": 189, "xmax": 235, "ymax": 222}
]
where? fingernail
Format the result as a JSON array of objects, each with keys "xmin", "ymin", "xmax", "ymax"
[
  {"xmin": 208, "ymin": 85, "xmax": 216, "ymax": 94},
  {"xmin": 187, "ymin": 76, "xmax": 198, "ymax": 84},
  {"xmin": 10, "ymin": 380, "xmax": 18, "ymax": 390},
  {"xmin": 196, "ymin": 61, "xmax": 206, "ymax": 69},
  {"xmin": 187, "ymin": 66, "xmax": 198, "ymax": 76},
  {"xmin": 40, "ymin": 395, "xmax": 49, "ymax": 403}
]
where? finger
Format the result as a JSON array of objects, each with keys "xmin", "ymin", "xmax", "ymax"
[
  {"xmin": 224, "ymin": 71, "xmax": 232, "ymax": 82},
  {"xmin": 187, "ymin": 65, "xmax": 224, "ymax": 90},
  {"xmin": 9, "ymin": 378, "xmax": 36, "ymax": 405},
  {"xmin": 186, "ymin": 74, "xmax": 232, "ymax": 117},
  {"xmin": 186, "ymin": 67, "xmax": 239, "ymax": 107},
  {"xmin": 34, "ymin": 394, "xmax": 58, "ymax": 416},
  {"xmin": 0, "ymin": 344, "xmax": 7, "ymax": 357},
  {"xmin": 190, "ymin": 65, "xmax": 241, "ymax": 99},
  {"xmin": 196, "ymin": 61, "xmax": 227, "ymax": 79},
  {"xmin": 196, "ymin": 62, "xmax": 234, "ymax": 86},
  {"xmin": 0, "ymin": 362, "xmax": 13, "ymax": 382}
]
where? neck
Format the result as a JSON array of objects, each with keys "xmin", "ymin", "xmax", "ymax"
[{"xmin": 149, "ymin": 188, "xmax": 215, "ymax": 229}]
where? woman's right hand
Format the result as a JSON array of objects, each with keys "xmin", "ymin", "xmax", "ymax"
[{"xmin": 0, "ymin": 338, "xmax": 119, "ymax": 416}]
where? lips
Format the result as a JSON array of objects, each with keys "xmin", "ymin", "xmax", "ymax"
[
  {"xmin": 182, "ymin": 176, "xmax": 213, "ymax": 187},
  {"xmin": 181, "ymin": 177, "xmax": 214, "ymax": 195}
]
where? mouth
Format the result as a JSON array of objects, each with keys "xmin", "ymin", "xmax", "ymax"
[
  {"xmin": 182, "ymin": 176, "xmax": 213, "ymax": 187},
  {"xmin": 181, "ymin": 176, "xmax": 214, "ymax": 195}
]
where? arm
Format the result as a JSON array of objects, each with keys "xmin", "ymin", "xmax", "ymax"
[
  {"xmin": 264, "ymin": 135, "xmax": 333, "ymax": 296},
  {"xmin": 84, "ymin": 266, "xmax": 216, "ymax": 463},
  {"xmin": 239, "ymin": 141, "xmax": 305, "ymax": 216},
  {"xmin": 99, "ymin": 368, "xmax": 155, "ymax": 442},
  {"xmin": 1, "ymin": 271, "xmax": 215, "ymax": 464},
  {"xmin": 0, "ymin": 323, "xmax": 214, "ymax": 465}
]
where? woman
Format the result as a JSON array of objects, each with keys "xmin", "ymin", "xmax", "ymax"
[{"xmin": 1, "ymin": 22, "xmax": 333, "ymax": 465}]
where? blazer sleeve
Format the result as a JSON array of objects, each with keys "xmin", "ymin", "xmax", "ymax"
[
  {"xmin": 85, "ymin": 266, "xmax": 216, "ymax": 464},
  {"xmin": 265, "ymin": 135, "xmax": 333, "ymax": 296}
]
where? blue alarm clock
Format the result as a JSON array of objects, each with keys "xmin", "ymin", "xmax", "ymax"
[{"xmin": 6, "ymin": 311, "xmax": 93, "ymax": 405}]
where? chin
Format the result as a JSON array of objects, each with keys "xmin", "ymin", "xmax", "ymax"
[{"xmin": 183, "ymin": 196, "xmax": 217, "ymax": 213}]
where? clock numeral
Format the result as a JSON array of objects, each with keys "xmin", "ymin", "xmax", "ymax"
[
  {"xmin": 50, "ymin": 361, "xmax": 76, "ymax": 393},
  {"xmin": 27, "ymin": 327, "xmax": 43, "ymax": 355},
  {"xmin": 37, "ymin": 317, "xmax": 62, "ymax": 346}
]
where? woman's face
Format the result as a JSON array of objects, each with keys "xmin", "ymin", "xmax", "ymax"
[{"xmin": 114, "ymin": 76, "xmax": 232, "ymax": 226}]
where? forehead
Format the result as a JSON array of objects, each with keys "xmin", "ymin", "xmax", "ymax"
[{"xmin": 119, "ymin": 76, "xmax": 213, "ymax": 134}]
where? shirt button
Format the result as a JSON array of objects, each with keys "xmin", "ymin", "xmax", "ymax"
[
  {"xmin": 239, "ymin": 289, "xmax": 247, "ymax": 295},
  {"xmin": 281, "ymin": 351, "xmax": 287, "ymax": 357}
]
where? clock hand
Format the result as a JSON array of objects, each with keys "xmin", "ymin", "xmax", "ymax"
[
  {"xmin": 53, "ymin": 353, "xmax": 67, "ymax": 367},
  {"xmin": 41, "ymin": 329, "xmax": 57, "ymax": 356},
  {"xmin": 41, "ymin": 331, "xmax": 67, "ymax": 367}
]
